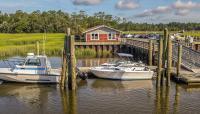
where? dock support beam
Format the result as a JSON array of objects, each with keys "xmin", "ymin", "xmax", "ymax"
[
  {"xmin": 177, "ymin": 44, "xmax": 182, "ymax": 78},
  {"xmin": 166, "ymin": 36, "xmax": 172, "ymax": 86},
  {"xmin": 148, "ymin": 40, "xmax": 153, "ymax": 66},
  {"xmin": 157, "ymin": 38, "xmax": 163, "ymax": 88}
]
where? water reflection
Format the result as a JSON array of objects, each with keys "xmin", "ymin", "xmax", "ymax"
[
  {"xmin": 155, "ymin": 86, "xmax": 170, "ymax": 114},
  {"xmin": 1, "ymin": 80, "xmax": 200, "ymax": 114},
  {"xmin": 0, "ymin": 84, "xmax": 61, "ymax": 114},
  {"xmin": 60, "ymin": 89, "xmax": 78, "ymax": 114},
  {"xmin": 173, "ymin": 84, "xmax": 180, "ymax": 114},
  {"xmin": 154, "ymin": 84, "xmax": 183, "ymax": 114},
  {"xmin": 91, "ymin": 79, "xmax": 153, "ymax": 93}
]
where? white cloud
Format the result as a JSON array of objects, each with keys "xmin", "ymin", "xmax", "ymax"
[
  {"xmin": 132, "ymin": 12, "xmax": 200, "ymax": 23},
  {"xmin": 115, "ymin": 0, "xmax": 140, "ymax": 10},
  {"xmin": 172, "ymin": 0, "xmax": 200, "ymax": 16},
  {"xmin": 172, "ymin": 0, "xmax": 200, "ymax": 9},
  {"xmin": 135, "ymin": 9, "xmax": 152, "ymax": 17},
  {"xmin": 136, "ymin": 0, "xmax": 200, "ymax": 17},
  {"xmin": 72, "ymin": 0, "xmax": 103, "ymax": 5},
  {"xmin": 151, "ymin": 6, "xmax": 172, "ymax": 14},
  {"xmin": 136, "ymin": 6, "xmax": 171, "ymax": 17},
  {"xmin": 175, "ymin": 9, "xmax": 190, "ymax": 16}
]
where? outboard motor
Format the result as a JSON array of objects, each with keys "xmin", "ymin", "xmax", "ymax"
[
  {"xmin": 76, "ymin": 67, "xmax": 88, "ymax": 80},
  {"xmin": 79, "ymin": 72, "xmax": 88, "ymax": 80}
]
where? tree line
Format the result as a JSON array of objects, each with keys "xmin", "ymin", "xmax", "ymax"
[{"xmin": 0, "ymin": 10, "xmax": 200, "ymax": 34}]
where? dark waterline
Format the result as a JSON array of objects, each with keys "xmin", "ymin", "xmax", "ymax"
[{"xmin": 0, "ymin": 57, "xmax": 200, "ymax": 114}]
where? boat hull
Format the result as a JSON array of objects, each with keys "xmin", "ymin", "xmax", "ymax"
[
  {"xmin": 0, "ymin": 73, "xmax": 60, "ymax": 83},
  {"xmin": 90, "ymin": 69, "xmax": 154, "ymax": 80}
]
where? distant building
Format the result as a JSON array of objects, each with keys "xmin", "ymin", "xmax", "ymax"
[{"xmin": 83, "ymin": 25, "xmax": 121, "ymax": 42}]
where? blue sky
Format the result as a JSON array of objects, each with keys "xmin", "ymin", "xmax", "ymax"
[{"xmin": 1, "ymin": 0, "xmax": 200, "ymax": 23}]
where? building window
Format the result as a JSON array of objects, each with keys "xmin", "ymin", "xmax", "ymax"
[
  {"xmin": 108, "ymin": 33, "xmax": 116, "ymax": 40},
  {"xmin": 91, "ymin": 33, "xmax": 99, "ymax": 40}
]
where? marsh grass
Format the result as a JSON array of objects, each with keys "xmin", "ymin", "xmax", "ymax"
[
  {"xmin": 0, "ymin": 33, "xmax": 65, "ymax": 58},
  {"xmin": 183, "ymin": 31, "xmax": 200, "ymax": 37},
  {"xmin": 0, "ymin": 33, "xmax": 112, "ymax": 58}
]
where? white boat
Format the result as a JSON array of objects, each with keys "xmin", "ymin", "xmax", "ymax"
[
  {"xmin": 90, "ymin": 53, "xmax": 154, "ymax": 80},
  {"xmin": 90, "ymin": 66, "xmax": 154, "ymax": 80},
  {"xmin": 0, "ymin": 53, "xmax": 60, "ymax": 83}
]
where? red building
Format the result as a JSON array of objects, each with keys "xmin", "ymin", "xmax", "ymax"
[{"xmin": 83, "ymin": 25, "xmax": 121, "ymax": 42}]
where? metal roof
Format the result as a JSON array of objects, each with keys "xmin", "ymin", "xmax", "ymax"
[{"xmin": 83, "ymin": 25, "xmax": 121, "ymax": 34}]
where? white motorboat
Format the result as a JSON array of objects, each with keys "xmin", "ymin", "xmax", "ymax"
[
  {"xmin": 90, "ymin": 53, "xmax": 154, "ymax": 80},
  {"xmin": 90, "ymin": 66, "xmax": 154, "ymax": 80},
  {"xmin": 0, "ymin": 53, "xmax": 60, "ymax": 83}
]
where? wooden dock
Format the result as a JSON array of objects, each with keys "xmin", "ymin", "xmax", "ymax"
[
  {"xmin": 170, "ymin": 67, "xmax": 200, "ymax": 85},
  {"xmin": 73, "ymin": 31, "xmax": 200, "ymax": 85},
  {"xmin": 173, "ymin": 73, "xmax": 200, "ymax": 85}
]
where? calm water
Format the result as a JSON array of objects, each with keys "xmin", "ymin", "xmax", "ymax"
[{"xmin": 0, "ymin": 57, "xmax": 200, "ymax": 114}]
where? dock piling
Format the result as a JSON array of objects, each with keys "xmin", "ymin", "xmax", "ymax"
[
  {"xmin": 148, "ymin": 40, "xmax": 153, "ymax": 66},
  {"xmin": 166, "ymin": 35, "xmax": 172, "ymax": 86},
  {"xmin": 60, "ymin": 34, "xmax": 69, "ymax": 89},
  {"xmin": 163, "ymin": 28, "xmax": 168, "ymax": 64},
  {"xmin": 161, "ymin": 28, "xmax": 169, "ymax": 86},
  {"xmin": 157, "ymin": 38, "xmax": 163, "ymax": 88},
  {"xmin": 68, "ymin": 35, "xmax": 76, "ymax": 90},
  {"xmin": 177, "ymin": 44, "xmax": 182, "ymax": 78}
]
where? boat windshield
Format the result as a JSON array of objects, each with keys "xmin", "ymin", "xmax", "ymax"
[{"xmin": 25, "ymin": 58, "xmax": 41, "ymax": 66}]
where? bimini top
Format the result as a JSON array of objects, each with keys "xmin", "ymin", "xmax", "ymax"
[{"xmin": 117, "ymin": 53, "xmax": 133, "ymax": 57}]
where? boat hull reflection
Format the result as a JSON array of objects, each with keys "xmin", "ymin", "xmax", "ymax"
[{"xmin": 91, "ymin": 79, "xmax": 153, "ymax": 93}]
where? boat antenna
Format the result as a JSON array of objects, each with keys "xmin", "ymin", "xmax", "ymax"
[{"xmin": 43, "ymin": 30, "xmax": 46, "ymax": 55}]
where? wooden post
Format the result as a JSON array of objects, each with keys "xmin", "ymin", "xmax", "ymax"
[
  {"xmin": 163, "ymin": 28, "xmax": 168, "ymax": 59},
  {"xmin": 36, "ymin": 41, "xmax": 39, "ymax": 56},
  {"xmin": 166, "ymin": 36, "xmax": 172, "ymax": 86},
  {"xmin": 152, "ymin": 43, "xmax": 155, "ymax": 65},
  {"xmin": 60, "ymin": 28, "xmax": 70, "ymax": 89},
  {"xmin": 68, "ymin": 35, "xmax": 76, "ymax": 90},
  {"xmin": 177, "ymin": 44, "xmax": 182, "ymax": 78},
  {"xmin": 157, "ymin": 38, "xmax": 163, "ymax": 88},
  {"xmin": 149, "ymin": 40, "xmax": 153, "ymax": 66},
  {"xmin": 60, "ymin": 36, "xmax": 68, "ymax": 89}
]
